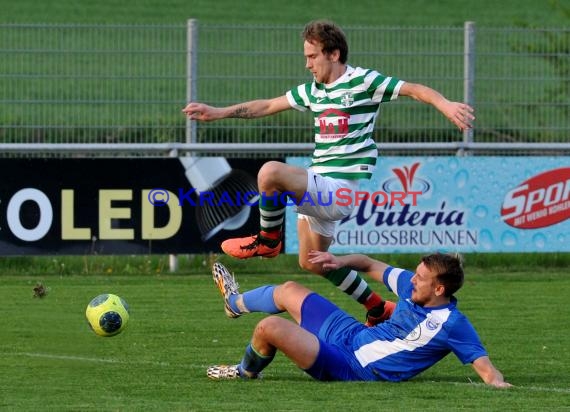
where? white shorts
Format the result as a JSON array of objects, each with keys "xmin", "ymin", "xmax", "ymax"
[{"xmin": 296, "ymin": 170, "xmax": 359, "ymax": 238}]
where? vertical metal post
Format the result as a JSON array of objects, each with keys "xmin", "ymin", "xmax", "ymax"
[
  {"xmin": 169, "ymin": 254, "xmax": 179, "ymax": 273},
  {"xmin": 168, "ymin": 148, "xmax": 179, "ymax": 273},
  {"xmin": 186, "ymin": 19, "xmax": 198, "ymax": 145},
  {"xmin": 462, "ymin": 21, "xmax": 476, "ymax": 155},
  {"xmin": 179, "ymin": 19, "xmax": 199, "ymax": 272}
]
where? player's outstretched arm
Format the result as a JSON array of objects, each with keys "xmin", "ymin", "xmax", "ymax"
[
  {"xmin": 471, "ymin": 356, "xmax": 512, "ymax": 388},
  {"xmin": 307, "ymin": 250, "xmax": 388, "ymax": 282},
  {"xmin": 399, "ymin": 82, "xmax": 475, "ymax": 132},
  {"xmin": 182, "ymin": 95, "xmax": 291, "ymax": 122}
]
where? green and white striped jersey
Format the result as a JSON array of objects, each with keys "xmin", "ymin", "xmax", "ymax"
[{"xmin": 286, "ymin": 66, "xmax": 403, "ymax": 180}]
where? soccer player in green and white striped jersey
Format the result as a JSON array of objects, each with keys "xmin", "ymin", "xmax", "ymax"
[{"xmin": 182, "ymin": 20, "xmax": 474, "ymax": 326}]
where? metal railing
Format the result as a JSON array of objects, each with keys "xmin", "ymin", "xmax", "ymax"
[{"xmin": 0, "ymin": 21, "xmax": 568, "ymax": 157}]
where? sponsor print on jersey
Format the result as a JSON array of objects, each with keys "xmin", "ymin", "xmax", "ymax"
[
  {"xmin": 317, "ymin": 108, "xmax": 350, "ymax": 139},
  {"xmin": 501, "ymin": 167, "xmax": 570, "ymax": 229}
]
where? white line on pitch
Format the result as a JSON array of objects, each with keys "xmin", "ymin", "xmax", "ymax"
[
  {"xmin": 5, "ymin": 353, "xmax": 570, "ymax": 393},
  {"xmin": 429, "ymin": 380, "xmax": 570, "ymax": 394},
  {"xmin": 3, "ymin": 352, "xmax": 196, "ymax": 368}
]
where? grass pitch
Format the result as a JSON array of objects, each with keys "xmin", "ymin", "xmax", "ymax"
[
  {"xmin": 0, "ymin": 2, "xmax": 568, "ymax": 410},
  {"xmin": 1, "ymin": 255, "xmax": 569, "ymax": 411}
]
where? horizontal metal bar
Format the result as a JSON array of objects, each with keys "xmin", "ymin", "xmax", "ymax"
[{"xmin": 1, "ymin": 142, "xmax": 569, "ymax": 155}]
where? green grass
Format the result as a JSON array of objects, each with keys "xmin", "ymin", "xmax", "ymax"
[
  {"xmin": 0, "ymin": 1, "xmax": 569, "ymax": 408},
  {"xmin": 2, "ymin": 252, "xmax": 570, "ymax": 277},
  {"xmin": 1, "ymin": 0, "xmax": 568, "ymax": 26},
  {"xmin": 2, "ymin": 255, "xmax": 570, "ymax": 411}
]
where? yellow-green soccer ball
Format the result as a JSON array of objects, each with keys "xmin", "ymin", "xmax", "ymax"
[{"xmin": 85, "ymin": 294, "xmax": 130, "ymax": 337}]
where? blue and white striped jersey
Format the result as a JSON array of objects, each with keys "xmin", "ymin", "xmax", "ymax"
[{"xmin": 350, "ymin": 266, "xmax": 488, "ymax": 382}]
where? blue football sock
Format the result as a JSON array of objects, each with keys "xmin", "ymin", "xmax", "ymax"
[{"xmin": 228, "ymin": 285, "xmax": 281, "ymax": 314}]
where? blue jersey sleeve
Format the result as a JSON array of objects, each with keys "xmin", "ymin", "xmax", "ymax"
[
  {"xmin": 447, "ymin": 314, "xmax": 488, "ymax": 364},
  {"xmin": 382, "ymin": 266, "xmax": 414, "ymax": 299}
]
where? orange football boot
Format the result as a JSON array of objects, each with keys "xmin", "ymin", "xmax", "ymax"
[{"xmin": 221, "ymin": 234, "xmax": 281, "ymax": 259}]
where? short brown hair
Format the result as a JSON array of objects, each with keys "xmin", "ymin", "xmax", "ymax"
[
  {"xmin": 421, "ymin": 253, "xmax": 464, "ymax": 297},
  {"xmin": 302, "ymin": 20, "xmax": 348, "ymax": 64}
]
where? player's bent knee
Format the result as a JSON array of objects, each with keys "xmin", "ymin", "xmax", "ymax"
[
  {"xmin": 274, "ymin": 280, "xmax": 311, "ymax": 306},
  {"xmin": 258, "ymin": 161, "xmax": 285, "ymax": 185},
  {"xmin": 280, "ymin": 280, "xmax": 302, "ymax": 293},
  {"xmin": 299, "ymin": 258, "xmax": 326, "ymax": 276},
  {"xmin": 254, "ymin": 316, "xmax": 284, "ymax": 339}
]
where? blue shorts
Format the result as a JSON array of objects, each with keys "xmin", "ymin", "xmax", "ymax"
[{"xmin": 299, "ymin": 293, "xmax": 367, "ymax": 381}]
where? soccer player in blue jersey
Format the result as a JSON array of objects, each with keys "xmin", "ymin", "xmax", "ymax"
[
  {"xmin": 207, "ymin": 252, "xmax": 511, "ymax": 387},
  {"xmin": 183, "ymin": 20, "xmax": 475, "ymax": 326}
]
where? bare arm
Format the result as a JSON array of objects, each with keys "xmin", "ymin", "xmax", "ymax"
[
  {"xmin": 399, "ymin": 82, "xmax": 475, "ymax": 131},
  {"xmin": 307, "ymin": 251, "xmax": 389, "ymax": 282},
  {"xmin": 182, "ymin": 95, "xmax": 291, "ymax": 122},
  {"xmin": 471, "ymin": 356, "xmax": 512, "ymax": 388}
]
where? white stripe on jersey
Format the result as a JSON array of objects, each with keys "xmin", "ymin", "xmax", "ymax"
[
  {"xmin": 285, "ymin": 93, "xmax": 307, "ymax": 111},
  {"xmin": 372, "ymin": 76, "xmax": 402, "ymax": 102},
  {"xmin": 386, "ymin": 267, "xmax": 404, "ymax": 295},
  {"xmin": 354, "ymin": 307, "xmax": 452, "ymax": 367},
  {"xmin": 310, "ymin": 163, "xmax": 375, "ymax": 176},
  {"xmin": 312, "ymin": 141, "xmax": 374, "ymax": 157}
]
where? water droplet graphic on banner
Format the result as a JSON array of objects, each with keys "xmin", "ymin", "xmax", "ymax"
[
  {"xmin": 474, "ymin": 205, "xmax": 488, "ymax": 218},
  {"xmin": 455, "ymin": 170, "xmax": 468, "ymax": 188},
  {"xmin": 533, "ymin": 233, "xmax": 547, "ymax": 249},
  {"xmin": 480, "ymin": 230, "xmax": 493, "ymax": 250},
  {"xmin": 501, "ymin": 231, "xmax": 517, "ymax": 247}
]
